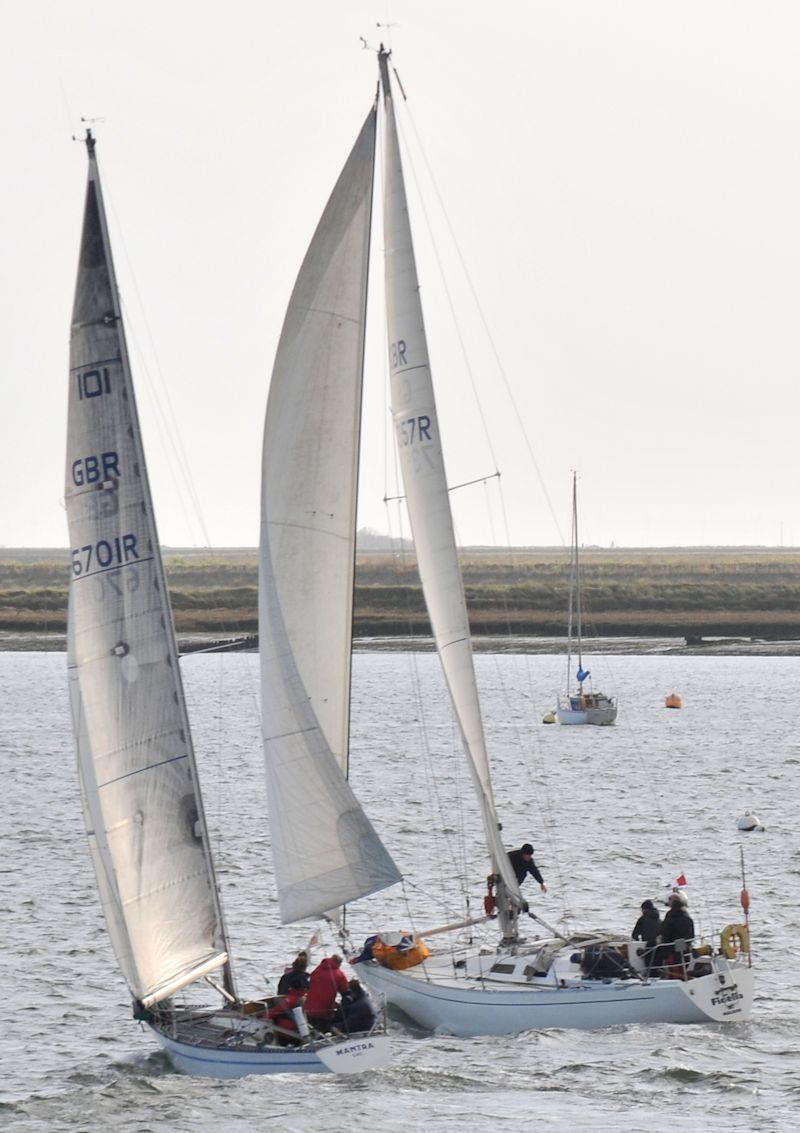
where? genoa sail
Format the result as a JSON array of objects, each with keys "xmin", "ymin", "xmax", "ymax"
[
  {"xmin": 259, "ymin": 108, "xmax": 401, "ymax": 924},
  {"xmin": 377, "ymin": 51, "xmax": 521, "ymax": 904},
  {"xmin": 66, "ymin": 134, "xmax": 231, "ymax": 1007}
]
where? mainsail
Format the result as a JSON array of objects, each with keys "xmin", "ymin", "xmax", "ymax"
[
  {"xmin": 378, "ymin": 51, "xmax": 522, "ymax": 904},
  {"xmin": 260, "ymin": 107, "xmax": 401, "ymax": 924},
  {"xmin": 66, "ymin": 133, "xmax": 232, "ymax": 1007}
]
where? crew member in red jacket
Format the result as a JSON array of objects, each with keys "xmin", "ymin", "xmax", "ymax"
[
  {"xmin": 304, "ymin": 954, "xmax": 349, "ymax": 1030},
  {"xmin": 266, "ymin": 979, "xmax": 307, "ymax": 1045}
]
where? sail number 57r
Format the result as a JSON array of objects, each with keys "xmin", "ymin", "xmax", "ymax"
[{"xmin": 397, "ymin": 416, "xmax": 432, "ymax": 446}]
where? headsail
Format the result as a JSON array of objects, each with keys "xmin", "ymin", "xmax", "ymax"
[
  {"xmin": 378, "ymin": 50, "xmax": 522, "ymax": 904},
  {"xmin": 66, "ymin": 133, "xmax": 232, "ymax": 1007},
  {"xmin": 260, "ymin": 107, "xmax": 401, "ymax": 924}
]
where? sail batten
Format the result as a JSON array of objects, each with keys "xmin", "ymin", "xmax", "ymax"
[
  {"xmin": 378, "ymin": 52, "xmax": 521, "ymax": 903},
  {"xmin": 260, "ymin": 108, "xmax": 401, "ymax": 924},
  {"xmin": 66, "ymin": 135, "xmax": 233, "ymax": 1006}
]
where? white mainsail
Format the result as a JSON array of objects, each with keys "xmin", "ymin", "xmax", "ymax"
[
  {"xmin": 260, "ymin": 107, "xmax": 402, "ymax": 924},
  {"xmin": 378, "ymin": 51, "xmax": 521, "ymax": 903},
  {"xmin": 66, "ymin": 134, "xmax": 231, "ymax": 1007}
]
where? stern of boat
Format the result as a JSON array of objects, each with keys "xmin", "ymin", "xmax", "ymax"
[{"xmin": 680, "ymin": 959, "xmax": 754, "ymax": 1023}]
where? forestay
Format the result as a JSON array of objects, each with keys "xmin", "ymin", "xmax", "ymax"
[
  {"xmin": 66, "ymin": 136, "xmax": 231, "ymax": 1007},
  {"xmin": 378, "ymin": 51, "xmax": 521, "ymax": 903},
  {"xmin": 260, "ymin": 108, "xmax": 401, "ymax": 924}
]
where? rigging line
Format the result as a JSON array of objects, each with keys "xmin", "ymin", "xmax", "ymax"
[
  {"xmin": 213, "ymin": 649, "xmax": 226, "ymax": 864},
  {"xmin": 102, "ymin": 184, "xmax": 210, "ymax": 547},
  {"xmin": 383, "ymin": 445, "xmax": 465, "ymax": 927},
  {"xmin": 89, "ymin": 180, "xmax": 259, "ymax": 713},
  {"xmin": 399, "ymin": 98, "xmax": 566, "ymax": 547},
  {"xmin": 392, "ymin": 110, "xmax": 501, "ymax": 476},
  {"xmin": 58, "ymin": 80, "xmax": 78, "ymax": 136},
  {"xmin": 383, "ymin": 496, "xmax": 463, "ymax": 929},
  {"xmin": 383, "ymin": 469, "xmax": 500, "ymax": 504},
  {"xmin": 491, "ymin": 468, "xmax": 542, "ymax": 711},
  {"xmin": 476, "ymin": 476, "xmax": 570, "ymax": 914},
  {"xmin": 119, "ymin": 307, "xmax": 203, "ymax": 548},
  {"xmin": 490, "ymin": 483, "xmax": 572, "ymax": 912},
  {"xmin": 455, "ymin": 495, "xmax": 569, "ymax": 919}
]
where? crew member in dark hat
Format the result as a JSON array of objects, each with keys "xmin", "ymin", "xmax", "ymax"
[
  {"xmin": 507, "ymin": 843, "xmax": 547, "ymax": 893},
  {"xmin": 632, "ymin": 899, "xmax": 662, "ymax": 971},
  {"xmin": 277, "ymin": 950, "xmax": 310, "ymax": 995},
  {"xmin": 660, "ymin": 891, "xmax": 694, "ymax": 947}
]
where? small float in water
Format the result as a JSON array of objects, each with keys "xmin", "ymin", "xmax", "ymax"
[
  {"xmin": 665, "ymin": 693, "xmax": 683, "ymax": 709},
  {"xmin": 542, "ymin": 712, "xmax": 556, "ymax": 725},
  {"xmin": 737, "ymin": 811, "xmax": 765, "ymax": 832}
]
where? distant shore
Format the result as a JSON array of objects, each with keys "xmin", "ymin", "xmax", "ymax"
[
  {"xmin": 3, "ymin": 545, "xmax": 800, "ymax": 653},
  {"xmin": 4, "ymin": 632, "xmax": 800, "ymax": 657}
]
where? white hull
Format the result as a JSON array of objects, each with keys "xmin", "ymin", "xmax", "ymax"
[
  {"xmin": 556, "ymin": 706, "xmax": 617, "ymax": 726},
  {"xmin": 149, "ymin": 1013, "xmax": 390, "ymax": 1078},
  {"xmin": 556, "ymin": 693, "xmax": 617, "ymax": 726},
  {"xmin": 359, "ymin": 953, "xmax": 753, "ymax": 1037}
]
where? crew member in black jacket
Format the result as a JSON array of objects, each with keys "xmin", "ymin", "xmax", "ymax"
[
  {"xmin": 632, "ymin": 898, "xmax": 661, "ymax": 970},
  {"xmin": 507, "ymin": 843, "xmax": 547, "ymax": 893},
  {"xmin": 660, "ymin": 892, "xmax": 695, "ymax": 946}
]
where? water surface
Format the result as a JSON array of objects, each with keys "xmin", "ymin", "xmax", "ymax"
[{"xmin": 2, "ymin": 651, "xmax": 796, "ymax": 1131}]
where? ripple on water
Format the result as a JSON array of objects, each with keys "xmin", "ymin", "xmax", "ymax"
[{"xmin": 1, "ymin": 651, "xmax": 797, "ymax": 1132}]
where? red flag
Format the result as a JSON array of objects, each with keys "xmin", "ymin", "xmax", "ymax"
[{"xmin": 676, "ymin": 873, "xmax": 687, "ymax": 887}]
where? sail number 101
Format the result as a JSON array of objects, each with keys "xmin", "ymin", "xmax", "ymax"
[{"xmin": 76, "ymin": 367, "xmax": 112, "ymax": 399}]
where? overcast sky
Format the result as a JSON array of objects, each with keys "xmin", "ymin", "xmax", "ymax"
[{"xmin": 3, "ymin": 1, "xmax": 799, "ymax": 549}]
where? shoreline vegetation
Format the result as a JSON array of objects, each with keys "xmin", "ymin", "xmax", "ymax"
[{"xmin": 3, "ymin": 544, "xmax": 800, "ymax": 654}]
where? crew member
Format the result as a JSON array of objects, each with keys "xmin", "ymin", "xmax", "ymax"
[
  {"xmin": 304, "ymin": 954, "xmax": 349, "ymax": 1031},
  {"xmin": 508, "ymin": 843, "xmax": 547, "ymax": 893}
]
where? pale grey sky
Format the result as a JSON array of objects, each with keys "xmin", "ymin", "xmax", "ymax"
[{"xmin": 2, "ymin": 0, "xmax": 799, "ymax": 548}]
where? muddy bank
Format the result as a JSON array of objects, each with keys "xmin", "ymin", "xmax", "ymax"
[{"xmin": 6, "ymin": 631, "xmax": 800, "ymax": 656}]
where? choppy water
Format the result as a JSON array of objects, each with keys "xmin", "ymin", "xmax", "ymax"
[{"xmin": 2, "ymin": 651, "xmax": 798, "ymax": 1131}]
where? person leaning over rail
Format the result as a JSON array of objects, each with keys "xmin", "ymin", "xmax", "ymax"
[{"xmin": 507, "ymin": 843, "xmax": 547, "ymax": 894}]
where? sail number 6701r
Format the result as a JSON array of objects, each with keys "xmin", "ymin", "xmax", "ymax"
[{"xmin": 71, "ymin": 533, "xmax": 140, "ymax": 577}]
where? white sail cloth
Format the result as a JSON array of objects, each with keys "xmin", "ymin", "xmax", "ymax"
[
  {"xmin": 378, "ymin": 54, "xmax": 521, "ymax": 902},
  {"xmin": 66, "ymin": 148, "xmax": 229, "ymax": 1006},
  {"xmin": 260, "ymin": 108, "xmax": 401, "ymax": 924}
]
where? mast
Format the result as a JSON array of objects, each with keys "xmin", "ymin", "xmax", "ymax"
[
  {"xmin": 377, "ymin": 47, "xmax": 522, "ymax": 931},
  {"xmin": 573, "ymin": 471, "xmax": 584, "ymax": 686},
  {"xmin": 67, "ymin": 130, "xmax": 235, "ymax": 1004}
]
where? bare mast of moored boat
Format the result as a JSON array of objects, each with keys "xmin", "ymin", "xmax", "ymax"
[{"xmin": 570, "ymin": 471, "xmax": 584, "ymax": 694}]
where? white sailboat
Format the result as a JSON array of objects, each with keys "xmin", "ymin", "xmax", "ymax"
[
  {"xmin": 555, "ymin": 473, "xmax": 617, "ymax": 726},
  {"xmin": 65, "ymin": 130, "xmax": 396, "ymax": 1076},
  {"xmin": 270, "ymin": 48, "xmax": 753, "ymax": 1035}
]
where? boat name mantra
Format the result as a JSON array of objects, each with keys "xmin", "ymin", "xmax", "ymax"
[{"xmin": 333, "ymin": 1040, "xmax": 376, "ymax": 1058}]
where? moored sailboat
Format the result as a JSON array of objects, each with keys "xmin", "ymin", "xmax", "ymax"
[
  {"xmin": 555, "ymin": 473, "xmax": 617, "ymax": 726},
  {"xmin": 278, "ymin": 49, "xmax": 752, "ymax": 1035},
  {"xmin": 65, "ymin": 130, "xmax": 394, "ymax": 1076}
]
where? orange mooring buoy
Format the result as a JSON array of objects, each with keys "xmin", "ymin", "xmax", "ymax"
[{"xmin": 665, "ymin": 693, "xmax": 683, "ymax": 709}]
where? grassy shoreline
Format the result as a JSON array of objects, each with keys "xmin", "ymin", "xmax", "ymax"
[{"xmin": 3, "ymin": 546, "xmax": 800, "ymax": 646}]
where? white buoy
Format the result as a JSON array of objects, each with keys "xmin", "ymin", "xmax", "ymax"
[{"xmin": 737, "ymin": 811, "xmax": 764, "ymax": 832}]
